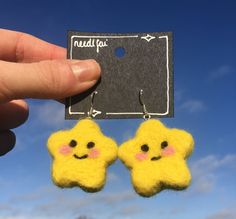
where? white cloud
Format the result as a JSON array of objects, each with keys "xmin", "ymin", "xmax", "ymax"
[
  {"xmin": 190, "ymin": 175, "xmax": 214, "ymax": 194},
  {"xmin": 0, "ymin": 217, "xmax": 45, "ymax": 219},
  {"xmin": 11, "ymin": 101, "xmax": 74, "ymax": 153},
  {"xmin": 206, "ymin": 208, "xmax": 236, "ymax": 219},
  {"xmin": 175, "ymin": 88, "xmax": 206, "ymax": 114},
  {"xmin": 75, "ymin": 216, "xmax": 92, "ymax": 219},
  {"xmin": 118, "ymin": 204, "xmax": 142, "ymax": 216},
  {"xmin": 0, "ymin": 217, "xmax": 24, "ymax": 219},
  {"xmin": 189, "ymin": 154, "xmax": 236, "ymax": 194},
  {"xmin": 121, "ymin": 130, "xmax": 134, "ymax": 142},
  {"xmin": 99, "ymin": 190, "xmax": 136, "ymax": 204},
  {"xmin": 179, "ymin": 99, "xmax": 207, "ymax": 113},
  {"xmin": 2, "ymin": 185, "xmax": 137, "ymax": 219},
  {"xmin": 33, "ymin": 101, "xmax": 66, "ymax": 128},
  {"xmin": 28, "ymin": 100, "xmax": 73, "ymax": 130},
  {"xmin": 9, "ymin": 186, "xmax": 54, "ymax": 203},
  {"xmin": 208, "ymin": 65, "xmax": 234, "ymax": 81},
  {"xmin": 216, "ymin": 130, "xmax": 236, "ymax": 147},
  {"xmin": 174, "ymin": 89, "xmax": 184, "ymax": 102},
  {"xmin": 191, "ymin": 154, "xmax": 236, "ymax": 177},
  {"xmin": 0, "ymin": 204, "xmax": 15, "ymax": 212},
  {"xmin": 107, "ymin": 172, "xmax": 120, "ymax": 182},
  {"xmin": 32, "ymin": 190, "xmax": 136, "ymax": 218},
  {"xmin": 108, "ymin": 204, "xmax": 143, "ymax": 219}
]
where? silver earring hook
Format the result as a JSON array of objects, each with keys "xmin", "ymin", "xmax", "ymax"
[
  {"xmin": 139, "ymin": 89, "xmax": 151, "ymax": 120},
  {"xmin": 87, "ymin": 91, "xmax": 102, "ymax": 118}
]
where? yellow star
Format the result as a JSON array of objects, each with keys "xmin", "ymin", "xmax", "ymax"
[
  {"xmin": 118, "ymin": 119, "xmax": 194, "ymax": 197},
  {"xmin": 47, "ymin": 119, "xmax": 118, "ymax": 192}
]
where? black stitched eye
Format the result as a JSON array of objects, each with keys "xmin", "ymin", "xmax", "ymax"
[
  {"xmin": 161, "ymin": 141, "xmax": 168, "ymax": 149},
  {"xmin": 69, "ymin": 139, "xmax": 77, "ymax": 147},
  {"xmin": 141, "ymin": 144, "xmax": 149, "ymax": 152},
  {"xmin": 87, "ymin": 141, "xmax": 95, "ymax": 149}
]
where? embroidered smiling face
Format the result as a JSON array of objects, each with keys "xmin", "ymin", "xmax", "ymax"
[
  {"xmin": 47, "ymin": 119, "xmax": 118, "ymax": 192},
  {"xmin": 59, "ymin": 139, "xmax": 100, "ymax": 160},
  {"xmin": 118, "ymin": 119, "xmax": 194, "ymax": 197}
]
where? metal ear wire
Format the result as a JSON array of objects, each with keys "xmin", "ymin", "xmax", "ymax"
[
  {"xmin": 87, "ymin": 91, "xmax": 102, "ymax": 118},
  {"xmin": 139, "ymin": 89, "xmax": 151, "ymax": 120}
]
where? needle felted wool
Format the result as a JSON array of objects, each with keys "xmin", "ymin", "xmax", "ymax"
[
  {"xmin": 118, "ymin": 119, "xmax": 194, "ymax": 197},
  {"xmin": 47, "ymin": 119, "xmax": 118, "ymax": 192}
]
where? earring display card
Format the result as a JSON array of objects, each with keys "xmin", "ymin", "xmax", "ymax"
[{"xmin": 66, "ymin": 31, "xmax": 173, "ymax": 119}]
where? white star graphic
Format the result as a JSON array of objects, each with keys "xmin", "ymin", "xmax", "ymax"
[{"xmin": 141, "ymin": 34, "xmax": 156, "ymax": 42}]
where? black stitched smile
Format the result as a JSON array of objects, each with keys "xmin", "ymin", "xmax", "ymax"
[
  {"xmin": 73, "ymin": 154, "xmax": 88, "ymax": 159},
  {"xmin": 151, "ymin": 156, "xmax": 161, "ymax": 161}
]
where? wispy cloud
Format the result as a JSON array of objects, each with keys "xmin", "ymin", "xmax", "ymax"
[
  {"xmin": 189, "ymin": 154, "xmax": 236, "ymax": 194},
  {"xmin": 0, "ymin": 204, "xmax": 16, "ymax": 213},
  {"xmin": 120, "ymin": 205, "xmax": 143, "ymax": 216},
  {"xmin": 0, "ymin": 216, "xmax": 45, "ymax": 219},
  {"xmin": 33, "ymin": 189, "xmax": 136, "ymax": 218},
  {"xmin": 178, "ymin": 99, "xmax": 207, "ymax": 113},
  {"xmin": 121, "ymin": 130, "xmax": 134, "ymax": 142},
  {"xmin": 191, "ymin": 154, "xmax": 236, "ymax": 177},
  {"xmin": 206, "ymin": 208, "xmax": 236, "ymax": 219},
  {"xmin": 0, "ymin": 177, "xmax": 12, "ymax": 188},
  {"xmin": 117, "ymin": 204, "xmax": 143, "ymax": 216},
  {"xmin": 174, "ymin": 89, "xmax": 184, "ymax": 102},
  {"xmin": 32, "ymin": 101, "xmax": 68, "ymax": 128},
  {"xmin": 175, "ymin": 88, "xmax": 207, "ymax": 114},
  {"xmin": 12, "ymin": 100, "xmax": 74, "ymax": 153},
  {"xmin": 107, "ymin": 172, "xmax": 120, "ymax": 182},
  {"xmin": 208, "ymin": 65, "xmax": 234, "ymax": 81},
  {"xmin": 75, "ymin": 216, "xmax": 93, "ymax": 219},
  {"xmin": 2, "ymin": 185, "xmax": 137, "ymax": 219},
  {"xmin": 97, "ymin": 191, "xmax": 136, "ymax": 205},
  {"xmin": 32, "ymin": 101, "xmax": 64, "ymax": 127}
]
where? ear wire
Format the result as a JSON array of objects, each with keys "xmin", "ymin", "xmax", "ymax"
[
  {"xmin": 139, "ymin": 89, "xmax": 151, "ymax": 120},
  {"xmin": 87, "ymin": 91, "xmax": 102, "ymax": 118}
]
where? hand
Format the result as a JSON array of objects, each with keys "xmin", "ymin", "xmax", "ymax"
[{"xmin": 0, "ymin": 29, "xmax": 101, "ymax": 156}]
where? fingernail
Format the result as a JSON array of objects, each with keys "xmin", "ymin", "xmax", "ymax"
[{"xmin": 70, "ymin": 59, "xmax": 101, "ymax": 82}]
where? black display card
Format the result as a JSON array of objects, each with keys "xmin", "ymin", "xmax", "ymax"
[{"xmin": 65, "ymin": 31, "xmax": 173, "ymax": 119}]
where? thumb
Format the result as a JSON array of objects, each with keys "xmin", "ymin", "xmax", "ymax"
[{"xmin": 0, "ymin": 59, "xmax": 101, "ymax": 102}]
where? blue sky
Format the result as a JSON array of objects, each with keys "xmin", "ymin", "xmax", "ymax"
[{"xmin": 0, "ymin": 0, "xmax": 236, "ymax": 219}]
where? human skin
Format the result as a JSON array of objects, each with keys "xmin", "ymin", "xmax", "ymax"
[{"xmin": 0, "ymin": 29, "xmax": 101, "ymax": 156}]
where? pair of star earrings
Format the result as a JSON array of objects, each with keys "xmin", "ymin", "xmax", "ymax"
[{"xmin": 47, "ymin": 91, "xmax": 194, "ymax": 197}]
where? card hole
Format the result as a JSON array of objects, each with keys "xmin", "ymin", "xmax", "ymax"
[{"xmin": 114, "ymin": 47, "xmax": 126, "ymax": 58}]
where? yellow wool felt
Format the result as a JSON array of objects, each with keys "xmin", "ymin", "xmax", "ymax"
[
  {"xmin": 118, "ymin": 119, "xmax": 194, "ymax": 197},
  {"xmin": 47, "ymin": 119, "xmax": 118, "ymax": 192}
]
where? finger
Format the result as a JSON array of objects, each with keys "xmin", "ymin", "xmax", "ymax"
[
  {"xmin": 0, "ymin": 59, "xmax": 101, "ymax": 103},
  {"xmin": 56, "ymin": 98, "xmax": 65, "ymax": 104},
  {"xmin": 0, "ymin": 130, "xmax": 16, "ymax": 156},
  {"xmin": 0, "ymin": 100, "xmax": 29, "ymax": 130},
  {"xmin": 0, "ymin": 28, "xmax": 66, "ymax": 63}
]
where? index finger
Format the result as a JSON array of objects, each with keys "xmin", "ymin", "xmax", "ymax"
[{"xmin": 0, "ymin": 29, "xmax": 66, "ymax": 63}]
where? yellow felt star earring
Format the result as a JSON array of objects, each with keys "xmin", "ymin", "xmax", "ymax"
[
  {"xmin": 47, "ymin": 92, "xmax": 118, "ymax": 192},
  {"xmin": 118, "ymin": 90, "xmax": 194, "ymax": 197}
]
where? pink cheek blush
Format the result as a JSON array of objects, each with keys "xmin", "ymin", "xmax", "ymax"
[
  {"xmin": 88, "ymin": 148, "xmax": 100, "ymax": 158},
  {"xmin": 135, "ymin": 153, "xmax": 148, "ymax": 161},
  {"xmin": 59, "ymin": 145, "xmax": 72, "ymax": 155},
  {"xmin": 161, "ymin": 146, "xmax": 175, "ymax": 156}
]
